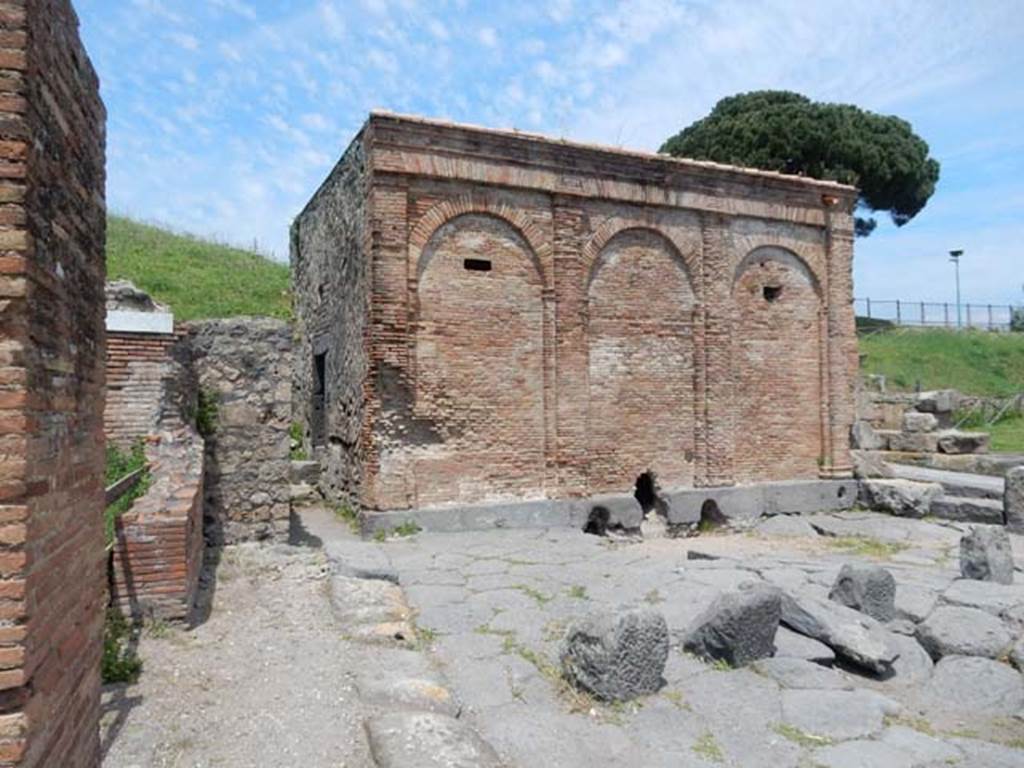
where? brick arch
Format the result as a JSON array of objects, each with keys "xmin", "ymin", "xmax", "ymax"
[
  {"xmin": 732, "ymin": 245, "xmax": 823, "ymax": 297},
  {"xmin": 582, "ymin": 219, "xmax": 698, "ymax": 294},
  {"xmin": 409, "ymin": 198, "xmax": 551, "ymax": 288},
  {"xmin": 731, "ymin": 243, "xmax": 826, "ymax": 483},
  {"xmin": 585, "ymin": 226, "xmax": 698, "ymax": 494}
]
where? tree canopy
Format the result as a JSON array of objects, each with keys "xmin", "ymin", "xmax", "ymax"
[{"xmin": 659, "ymin": 91, "xmax": 940, "ymax": 236}]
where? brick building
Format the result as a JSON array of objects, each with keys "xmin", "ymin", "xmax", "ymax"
[
  {"xmin": 0, "ymin": 1, "xmax": 107, "ymax": 765},
  {"xmin": 292, "ymin": 113, "xmax": 859, "ymax": 530}
]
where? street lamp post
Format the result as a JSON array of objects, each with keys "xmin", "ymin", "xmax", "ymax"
[{"xmin": 949, "ymin": 249, "xmax": 964, "ymax": 329}]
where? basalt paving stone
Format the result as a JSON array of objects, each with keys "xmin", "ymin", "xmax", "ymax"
[{"xmin": 379, "ymin": 526, "xmax": 1024, "ymax": 767}]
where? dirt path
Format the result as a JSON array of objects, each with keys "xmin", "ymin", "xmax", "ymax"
[{"xmin": 101, "ymin": 542, "xmax": 376, "ymax": 768}]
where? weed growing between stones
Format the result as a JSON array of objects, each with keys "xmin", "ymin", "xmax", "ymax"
[
  {"xmin": 566, "ymin": 585, "xmax": 588, "ymax": 600},
  {"xmin": 692, "ymin": 731, "xmax": 725, "ymax": 763},
  {"xmin": 826, "ymin": 535, "xmax": 907, "ymax": 559},
  {"xmin": 102, "ymin": 609, "xmax": 142, "ymax": 684},
  {"xmin": 512, "ymin": 584, "xmax": 553, "ymax": 605},
  {"xmin": 884, "ymin": 714, "xmax": 935, "ymax": 736},
  {"xmin": 643, "ymin": 589, "xmax": 664, "ymax": 604},
  {"xmin": 661, "ymin": 690, "xmax": 692, "ymax": 712},
  {"xmin": 333, "ymin": 503, "xmax": 360, "ymax": 534},
  {"xmin": 771, "ymin": 722, "xmax": 833, "ymax": 748},
  {"xmin": 372, "ymin": 520, "xmax": 423, "ymax": 541},
  {"xmin": 195, "ymin": 387, "xmax": 219, "ymax": 438},
  {"xmin": 289, "ymin": 421, "xmax": 308, "ymax": 460}
]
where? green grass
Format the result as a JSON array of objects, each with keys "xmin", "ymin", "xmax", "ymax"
[
  {"xmin": 106, "ymin": 215, "xmax": 291, "ymax": 321},
  {"xmin": 102, "ymin": 609, "xmax": 142, "ymax": 684},
  {"xmin": 955, "ymin": 410, "xmax": 1024, "ymax": 453},
  {"xmin": 104, "ymin": 441, "xmax": 151, "ymax": 545},
  {"xmin": 859, "ymin": 328, "xmax": 1024, "ymax": 397}
]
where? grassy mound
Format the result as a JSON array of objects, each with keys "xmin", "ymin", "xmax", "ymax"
[
  {"xmin": 859, "ymin": 328, "xmax": 1024, "ymax": 398},
  {"xmin": 106, "ymin": 216, "xmax": 291, "ymax": 321}
]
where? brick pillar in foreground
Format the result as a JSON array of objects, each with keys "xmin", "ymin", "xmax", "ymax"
[
  {"xmin": 822, "ymin": 199, "xmax": 857, "ymax": 478},
  {"xmin": 0, "ymin": 1, "xmax": 107, "ymax": 766}
]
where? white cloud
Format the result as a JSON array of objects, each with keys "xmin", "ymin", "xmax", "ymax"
[
  {"xmin": 168, "ymin": 32, "xmax": 199, "ymax": 51},
  {"xmin": 478, "ymin": 27, "xmax": 498, "ymax": 48},
  {"xmin": 211, "ymin": 0, "xmax": 257, "ymax": 20},
  {"xmin": 427, "ymin": 19, "xmax": 449, "ymax": 40},
  {"xmin": 218, "ymin": 42, "xmax": 243, "ymax": 63}
]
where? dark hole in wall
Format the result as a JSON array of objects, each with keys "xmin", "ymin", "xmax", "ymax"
[
  {"xmin": 312, "ymin": 351, "xmax": 327, "ymax": 447},
  {"xmin": 763, "ymin": 285, "xmax": 783, "ymax": 302},
  {"xmin": 464, "ymin": 258, "xmax": 492, "ymax": 272},
  {"xmin": 635, "ymin": 472, "xmax": 660, "ymax": 514},
  {"xmin": 584, "ymin": 506, "xmax": 610, "ymax": 536},
  {"xmin": 698, "ymin": 499, "xmax": 728, "ymax": 532}
]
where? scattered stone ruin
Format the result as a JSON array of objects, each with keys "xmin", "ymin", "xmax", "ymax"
[
  {"xmin": 0, "ymin": 1, "xmax": 106, "ymax": 764},
  {"xmin": 292, "ymin": 112, "xmax": 860, "ymax": 530}
]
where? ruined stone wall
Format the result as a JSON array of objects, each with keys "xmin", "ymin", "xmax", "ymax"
[
  {"xmin": 0, "ymin": 2, "xmax": 106, "ymax": 765},
  {"xmin": 295, "ymin": 114, "xmax": 858, "ymax": 515},
  {"xmin": 290, "ymin": 136, "xmax": 369, "ymax": 504},
  {"xmin": 188, "ymin": 318, "xmax": 291, "ymax": 543}
]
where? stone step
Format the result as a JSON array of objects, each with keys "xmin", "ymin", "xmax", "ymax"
[
  {"xmin": 290, "ymin": 482, "xmax": 319, "ymax": 503},
  {"xmin": 930, "ymin": 495, "xmax": 1004, "ymax": 525},
  {"xmin": 290, "ymin": 459, "xmax": 321, "ymax": 485},
  {"xmin": 890, "ymin": 463, "xmax": 1003, "ymax": 501}
]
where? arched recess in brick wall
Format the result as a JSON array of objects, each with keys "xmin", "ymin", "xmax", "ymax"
[
  {"xmin": 732, "ymin": 246, "xmax": 824, "ymax": 483},
  {"xmin": 586, "ymin": 227, "xmax": 697, "ymax": 495},
  {"xmin": 411, "ymin": 212, "xmax": 547, "ymax": 507}
]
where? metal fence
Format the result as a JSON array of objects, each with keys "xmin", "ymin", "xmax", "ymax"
[{"xmin": 855, "ymin": 298, "xmax": 1022, "ymax": 332}]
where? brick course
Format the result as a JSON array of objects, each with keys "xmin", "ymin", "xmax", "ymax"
[
  {"xmin": 0, "ymin": 1, "xmax": 106, "ymax": 765},
  {"xmin": 104, "ymin": 330, "xmax": 186, "ymax": 447},
  {"xmin": 293, "ymin": 113, "xmax": 858, "ymax": 516}
]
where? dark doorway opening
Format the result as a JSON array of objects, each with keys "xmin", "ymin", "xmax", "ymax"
[{"xmin": 312, "ymin": 351, "xmax": 327, "ymax": 447}]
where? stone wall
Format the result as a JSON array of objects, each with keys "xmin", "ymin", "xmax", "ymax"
[
  {"xmin": 0, "ymin": 2, "xmax": 106, "ymax": 766},
  {"xmin": 188, "ymin": 318, "xmax": 292, "ymax": 543},
  {"xmin": 291, "ymin": 136, "xmax": 369, "ymax": 505},
  {"xmin": 293, "ymin": 113, "xmax": 859, "ymax": 516}
]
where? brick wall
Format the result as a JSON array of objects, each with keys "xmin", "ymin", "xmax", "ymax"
[
  {"xmin": 105, "ymin": 330, "xmax": 186, "ymax": 446},
  {"xmin": 0, "ymin": 1, "xmax": 106, "ymax": 766},
  {"xmin": 294, "ymin": 114, "xmax": 858, "ymax": 515},
  {"xmin": 109, "ymin": 428, "xmax": 203, "ymax": 622}
]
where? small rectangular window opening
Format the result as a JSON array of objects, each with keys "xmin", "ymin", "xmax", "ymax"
[
  {"xmin": 463, "ymin": 258, "xmax": 492, "ymax": 272},
  {"xmin": 763, "ymin": 285, "xmax": 783, "ymax": 302}
]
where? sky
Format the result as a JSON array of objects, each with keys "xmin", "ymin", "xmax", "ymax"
[{"xmin": 77, "ymin": 0, "xmax": 1024, "ymax": 306}]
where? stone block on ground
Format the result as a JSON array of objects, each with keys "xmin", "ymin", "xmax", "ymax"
[
  {"xmin": 960, "ymin": 526, "xmax": 1015, "ymax": 584},
  {"xmin": 583, "ymin": 495, "xmax": 643, "ymax": 536},
  {"xmin": 921, "ymin": 655, "xmax": 1024, "ymax": 717},
  {"xmin": 1005, "ymin": 465, "xmax": 1024, "ymax": 534},
  {"xmin": 681, "ymin": 583, "xmax": 781, "ymax": 667},
  {"xmin": 290, "ymin": 483, "xmax": 318, "ymax": 503},
  {"xmin": 325, "ymin": 540, "xmax": 399, "ymax": 584},
  {"xmin": 857, "ymin": 479, "xmax": 942, "ymax": 518},
  {"xmin": 780, "ymin": 592, "xmax": 897, "ymax": 675},
  {"xmin": 915, "ymin": 605, "xmax": 1012, "ymax": 659},
  {"xmin": 915, "ymin": 389, "xmax": 957, "ymax": 415},
  {"xmin": 357, "ymin": 676, "xmax": 461, "ymax": 717},
  {"xmin": 329, "ymin": 575, "xmax": 413, "ymax": 645},
  {"xmin": 937, "ymin": 430, "xmax": 990, "ymax": 455},
  {"xmin": 931, "ymin": 495, "xmax": 1005, "ymax": 524},
  {"xmin": 773, "ymin": 625, "xmax": 836, "ymax": 665},
  {"xmin": 888, "ymin": 432, "xmax": 939, "ymax": 453},
  {"xmin": 364, "ymin": 712, "xmax": 503, "ymax": 768},
  {"xmin": 828, "ymin": 564, "xmax": 896, "ymax": 622},
  {"xmin": 851, "ymin": 421, "xmax": 884, "ymax": 450},
  {"xmin": 885, "ymin": 633, "xmax": 934, "ymax": 684},
  {"xmin": 850, "ymin": 450, "xmax": 893, "ymax": 480},
  {"xmin": 902, "ymin": 411, "xmax": 939, "ymax": 433},
  {"xmin": 560, "ymin": 608, "xmax": 668, "ymax": 701}
]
